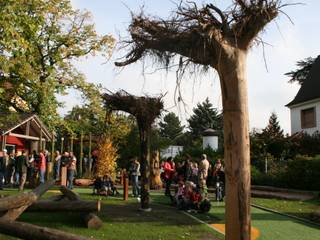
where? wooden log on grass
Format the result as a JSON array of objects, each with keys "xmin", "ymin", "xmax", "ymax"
[
  {"xmin": 84, "ymin": 213, "xmax": 103, "ymax": 229},
  {"xmin": 75, "ymin": 179, "xmax": 94, "ymax": 187},
  {"xmin": 27, "ymin": 200, "xmax": 101, "ymax": 212},
  {"xmin": 59, "ymin": 186, "xmax": 81, "ymax": 201},
  {"xmin": 0, "ymin": 180, "xmax": 55, "ymax": 211},
  {"xmin": 0, "ymin": 219, "xmax": 90, "ymax": 240},
  {"xmin": 0, "ymin": 180, "xmax": 55, "ymax": 221}
]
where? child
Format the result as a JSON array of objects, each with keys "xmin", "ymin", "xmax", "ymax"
[
  {"xmin": 175, "ymin": 180, "xmax": 185, "ymax": 209},
  {"xmin": 181, "ymin": 181, "xmax": 202, "ymax": 211},
  {"xmin": 103, "ymin": 175, "xmax": 120, "ymax": 196},
  {"xmin": 92, "ymin": 177, "xmax": 103, "ymax": 195}
]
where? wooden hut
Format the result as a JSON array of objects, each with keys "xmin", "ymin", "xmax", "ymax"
[{"xmin": 0, "ymin": 113, "xmax": 53, "ymax": 154}]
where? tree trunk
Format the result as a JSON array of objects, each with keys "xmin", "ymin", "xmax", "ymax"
[
  {"xmin": 138, "ymin": 124, "xmax": 151, "ymax": 210},
  {"xmin": 0, "ymin": 219, "xmax": 90, "ymax": 240},
  {"xmin": 218, "ymin": 50, "xmax": 251, "ymax": 240},
  {"xmin": 27, "ymin": 200, "xmax": 101, "ymax": 212}
]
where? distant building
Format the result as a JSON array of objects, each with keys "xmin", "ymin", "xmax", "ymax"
[
  {"xmin": 202, "ymin": 128, "xmax": 219, "ymax": 150},
  {"xmin": 160, "ymin": 145, "xmax": 183, "ymax": 159},
  {"xmin": 0, "ymin": 113, "xmax": 53, "ymax": 154},
  {"xmin": 286, "ymin": 56, "xmax": 320, "ymax": 135}
]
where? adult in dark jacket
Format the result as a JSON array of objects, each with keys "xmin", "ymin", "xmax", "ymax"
[
  {"xmin": 0, "ymin": 150, "xmax": 7, "ymax": 190},
  {"xmin": 16, "ymin": 150, "xmax": 28, "ymax": 191}
]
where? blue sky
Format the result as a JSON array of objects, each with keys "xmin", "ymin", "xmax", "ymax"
[{"xmin": 64, "ymin": 0, "xmax": 320, "ymax": 133}]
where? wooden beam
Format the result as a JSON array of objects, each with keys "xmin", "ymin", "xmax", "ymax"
[
  {"xmin": 0, "ymin": 219, "xmax": 91, "ymax": 240},
  {"xmin": 8, "ymin": 133, "xmax": 45, "ymax": 141},
  {"xmin": 26, "ymin": 121, "xmax": 30, "ymax": 136},
  {"xmin": 59, "ymin": 186, "xmax": 81, "ymax": 201},
  {"xmin": 31, "ymin": 119, "xmax": 51, "ymax": 140},
  {"xmin": 0, "ymin": 180, "xmax": 55, "ymax": 221},
  {"xmin": 27, "ymin": 200, "xmax": 101, "ymax": 212}
]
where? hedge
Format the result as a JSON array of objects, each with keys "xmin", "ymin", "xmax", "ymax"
[{"xmin": 251, "ymin": 156, "xmax": 320, "ymax": 191}]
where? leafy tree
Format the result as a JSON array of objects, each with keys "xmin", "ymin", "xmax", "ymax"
[
  {"xmin": 0, "ymin": 0, "xmax": 114, "ymax": 129},
  {"xmin": 258, "ymin": 112, "xmax": 285, "ymax": 159},
  {"xmin": 285, "ymin": 56, "xmax": 317, "ymax": 85},
  {"xmin": 159, "ymin": 112, "xmax": 184, "ymax": 144},
  {"xmin": 187, "ymin": 98, "xmax": 222, "ymax": 138},
  {"xmin": 261, "ymin": 112, "xmax": 284, "ymax": 138}
]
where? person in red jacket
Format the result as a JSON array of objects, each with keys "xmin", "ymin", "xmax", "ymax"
[
  {"xmin": 163, "ymin": 157, "xmax": 175, "ymax": 196},
  {"xmin": 38, "ymin": 151, "xmax": 46, "ymax": 184}
]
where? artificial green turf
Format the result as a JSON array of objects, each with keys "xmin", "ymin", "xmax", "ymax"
[
  {"xmin": 252, "ymin": 197, "xmax": 320, "ymax": 222},
  {"xmin": 151, "ymin": 193, "xmax": 320, "ymax": 240}
]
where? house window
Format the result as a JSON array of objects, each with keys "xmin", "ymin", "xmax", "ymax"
[{"xmin": 301, "ymin": 107, "xmax": 316, "ymax": 129}]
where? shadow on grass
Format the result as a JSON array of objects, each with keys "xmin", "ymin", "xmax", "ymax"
[{"xmin": 99, "ymin": 202, "xmax": 204, "ymax": 226}]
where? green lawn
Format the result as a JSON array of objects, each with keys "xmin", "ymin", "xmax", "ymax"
[
  {"xmin": 0, "ymin": 187, "xmax": 319, "ymax": 240},
  {"xmin": 0, "ymin": 187, "xmax": 221, "ymax": 240}
]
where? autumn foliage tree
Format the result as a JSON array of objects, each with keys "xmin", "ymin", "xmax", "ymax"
[
  {"xmin": 115, "ymin": 1, "xmax": 285, "ymax": 239},
  {"xmin": 96, "ymin": 136, "xmax": 118, "ymax": 180}
]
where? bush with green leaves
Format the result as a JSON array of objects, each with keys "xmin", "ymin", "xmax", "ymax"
[{"xmin": 251, "ymin": 155, "xmax": 320, "ymax": 190}]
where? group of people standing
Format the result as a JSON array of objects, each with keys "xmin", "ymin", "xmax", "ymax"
[
  {"xmin": 0, "ymin": 149, "xmax": 48, "ymax": 191},
  {"xmin": 162, "ymin": 154, "xmax": 224, "ymax": 211},
  {"xmin": 0, "ymin": 149, "xmax": 77, "ymax": 191},
  {"xmin": 53, "ymin": 151, "xmax": 77, "ymax": 189},
  {"xmin": 163, "ymin": 154, "xmax": 212, "ymax": 196}
]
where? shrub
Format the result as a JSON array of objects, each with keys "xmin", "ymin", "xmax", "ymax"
[
  {"xmin": 251, "ymin": 156, "xmax": 320, "ymax": 190},
  {"xmin": 286, "ymin": 156, "xmax": 320, "ymax": 190}
]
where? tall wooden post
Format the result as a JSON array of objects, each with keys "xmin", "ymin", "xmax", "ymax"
[
  {"xmin": 60, "ymin": 137, "xmax": 64, "ymax": 154},
  {"xmin": 88, "ymin": 133, "xmax": 92, "ymax": 174},
  {"xmin": 39, "ymin": 128, "xmax": 43, "ymax": 152},
  {"xmin": 1, "ymin": 135, "xmax": 6, "ymax": 150},
  {"xmin": 50, "ymin": 131, "xmax": 55, "ymax": 180},
  {"xmin": 70, "ymin": 135, "xmax": 74, "ymax": 153},
  {"xmin": 79, "ymin": 131, "xmax": 83, "ymax": 177}
]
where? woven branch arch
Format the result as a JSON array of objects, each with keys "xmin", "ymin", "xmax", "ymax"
[{"xmin": 103, "ymin": 90, "xmax": 164, "ymax": 210}]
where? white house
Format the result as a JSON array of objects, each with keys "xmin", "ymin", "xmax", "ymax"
[
  {"xmin": 202, "ymin": 128, "xmax": 219, "ymax": 150},
  {"xmin": 286, "ymin": 56, "xmax": 320, "ymax": 135},
  {"xmin": 160, "ymin": 145, "xmax": 183, "ymax": 159}
]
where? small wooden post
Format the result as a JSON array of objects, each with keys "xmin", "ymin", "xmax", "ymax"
[
  {"xmin": 123, "ymin": 172, "xmax": 128, "ymax": 201},
  {"xmin": 120, "ymin": 169, "xmax": 123, "ymax": 185},
  {"xmin": 60, "ymin": 166, "xmax": 67, "ymax": 186}
]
